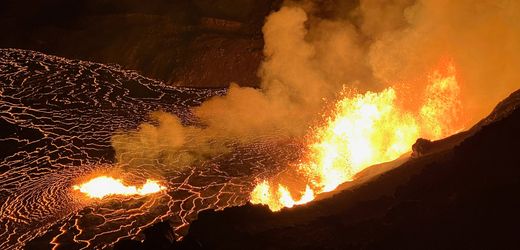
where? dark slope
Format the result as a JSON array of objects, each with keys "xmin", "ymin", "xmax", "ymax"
[
  {"xmin": 122, "ymin": 89, "xmax": 520, "ymax": 250},
  {"xmin": 0, "ymin": 0, "xmax": 281, "ymax": 87}
]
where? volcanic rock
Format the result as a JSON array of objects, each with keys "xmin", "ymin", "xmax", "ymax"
[
  {"xmin": 0, "ymin": 0, "xmax": 282, "ymax": 87},
  {"xmin": 142, "ymin": 221, "xmax": 176, "ymax": 250},
  {"xmin": 113, "ymin": 239, "xmax": 143, "ymax": 250},
  {"xmin": 411, "ymin": 138, "xmax": 433, "ymax": 157}
]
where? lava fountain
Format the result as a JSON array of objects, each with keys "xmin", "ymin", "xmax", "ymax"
[
  {"xmin": 251, "ymin": 63, "xmax": 464, "ymax": 211},
  {"xmin": 73, "ymin": 176, "xmax": 166, "ymax": 199}
]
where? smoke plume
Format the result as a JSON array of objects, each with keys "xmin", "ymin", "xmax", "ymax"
[{"xmin": 112, "ymin": 0, "xmax": 520, "ymax": 169}]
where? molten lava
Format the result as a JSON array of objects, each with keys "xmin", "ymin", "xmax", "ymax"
[
  {"xmin": 251, "ymin": 64, "xmax": 463, "ymax": 211},
  {"xmin": 73, "ymin": 176, "xmax": 166, "ymax": 199}
]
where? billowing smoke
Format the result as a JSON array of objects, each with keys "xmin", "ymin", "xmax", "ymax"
[
  {"xmin": 364, "ymin": 0, "xmax": 520, "ymax": 120},
  {"xmin": 112, "ymin": 0, "xmax": 520, "ymax": 169}
]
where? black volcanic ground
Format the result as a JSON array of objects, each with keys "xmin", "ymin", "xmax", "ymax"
[{"xmin": 0, "ymin": 49, "xmax": 301, "ymax": 250}]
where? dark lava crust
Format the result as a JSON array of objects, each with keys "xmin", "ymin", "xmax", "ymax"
[{"xmin": 0, "ymin": 49, "xmax": 300, "ymax": 250}]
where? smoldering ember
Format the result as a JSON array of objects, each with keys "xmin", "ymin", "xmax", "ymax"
[{"xmin": 1, "ymin": 1, "xmax": 519, "ymax": 249}]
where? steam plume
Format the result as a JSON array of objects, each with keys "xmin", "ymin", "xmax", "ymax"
[{"xmin": 112, "ymin": 0, "xmax": 520, "ymax": 169}]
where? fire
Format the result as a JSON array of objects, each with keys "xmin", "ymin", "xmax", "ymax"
[
  {"xmin": 420, "ymin": 64, "xmax": 462, "ymax": 139},
  {"xmin": 251, "ymin": 64, "xmax": 463, "ymax": 211},
  {"xmin": 73, "ymin": 176, "xmax": 166, "ymax": 199}
]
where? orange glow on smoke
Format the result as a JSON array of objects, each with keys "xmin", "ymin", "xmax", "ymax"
[
  {"xmin": 251, "ymin": 63, "xmax": 464, "ymax": 211},
  {"xmin": 73, "ymin": 176, "xmax": 166, "ymax": 199}
]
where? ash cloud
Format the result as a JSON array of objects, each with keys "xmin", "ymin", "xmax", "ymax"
[{"xmin": 112, "ymin": 0, "xmax": 520, "ymax": 168}]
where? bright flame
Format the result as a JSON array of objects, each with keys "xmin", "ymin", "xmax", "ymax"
[
  {"xmin": 251, "ymin": 181, "xmax": 315, "ymax": 211},
  {"xmin": 73, "ymin": 176, "xmax": 166, "ymax": 199},
  {"xmin": 420, "ymin": 64, "xmax": 462, "ymax": 139},
  {"xmin": 251, "ymin": 64, "xmax": 463, "ymax": 211}
]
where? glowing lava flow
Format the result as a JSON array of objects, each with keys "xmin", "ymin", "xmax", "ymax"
[
  {"xmin": 73, "ymin": 176, "xmax": 166, "ymax": 199},
  {"xmin": 251, "ymin": 65, "xmax": 463, "ymax": 211}
]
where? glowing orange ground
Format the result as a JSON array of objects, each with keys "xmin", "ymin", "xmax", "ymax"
[
  {"xmin": 73, "ymin": 176, "xmax": 165, "ymax": 199},
  {"xmin": 251, "ymin": 63, "xmax": 464, "ymax": 211}
]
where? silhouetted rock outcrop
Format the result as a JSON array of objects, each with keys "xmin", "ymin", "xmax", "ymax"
[
  {"xmin": 411, "ymin": 138, "xmax": 433, "ymax": 157},
  {"xmin": 114, "ymin": 221, "xmax": 204, "ymax": 250},
  {"xmin": 142, "ymin": 221, "xmax": 176, "ymax": 250}
]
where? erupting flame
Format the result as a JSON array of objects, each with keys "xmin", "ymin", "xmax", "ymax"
[
  {"xmin": 73, "ymin": 176, "xmax": 166, "ymax": 199},
  {"xmin": 251, "ymin": 63, "xmax": 463, "ymax": 211}
]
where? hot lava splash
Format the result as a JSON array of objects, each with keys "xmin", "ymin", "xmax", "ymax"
[
  {"xmin": 251, "ymin": 64, "xmax": 464, "ymax": 211},
  {"xmin": 73, "ymin": 176, "xmax": 166, "ymax": 199}
]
